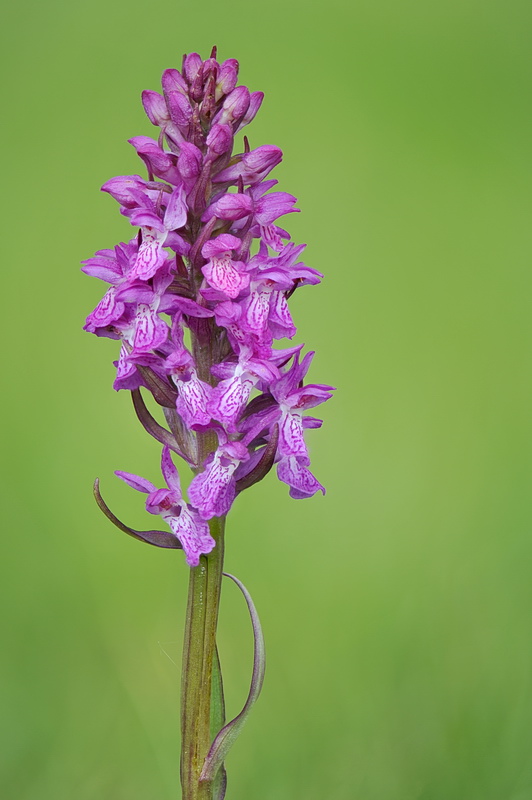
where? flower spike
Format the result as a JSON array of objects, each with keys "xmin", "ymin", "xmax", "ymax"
[{"xmin": 83, "ymin": 50, "xmax": 334, "ymax": 800}]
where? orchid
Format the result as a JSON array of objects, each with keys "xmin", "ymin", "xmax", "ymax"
[
  {"xmin": 200, "ymin": 233, "xmax": 250, "ymax": 299},
  {"xmin": 84, "ymin": 48, "xmax": 333, "ymax": 800},
  {"xmin": 116, "ymin": 446, "xmax": 214, "ymax": 566}
]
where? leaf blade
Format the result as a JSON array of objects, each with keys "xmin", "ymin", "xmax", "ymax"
[{"xmin": 200, "ymin": 572, "xmax": 265, "ymax": 783}]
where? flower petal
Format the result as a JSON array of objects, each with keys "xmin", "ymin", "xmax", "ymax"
[
  {"xmin": 168, "ymin": 508, "xmax": 215, "ymax": 566},
  {"xmin": 202, "ymin": 257, "xmax": 249, "ymax": 299},
  {"xmin": 277, "ymin": 456, "xmax": 325, "ymax": 499},
  {"xmin": 202, "ymin": 234, "xmax": 241, "ymax": 259},
  {"xmin": 85, "ymin": 288, "xmax": 124, "ymax": 329},
  {"xmin": 133, "ymin": 305, "xmax": 168, "ymax": 352},
  {"xmin": 176, "ymin": 374, "xmax": 213, "ymax": 427},
  {"xmin": 208, "ymin": 376, "xmax": 253, "ymax": 430},
  {"xmin": 115, "ymin": 470, "xmax": 157, "ymax": 493},
  {"xmin": 114, "ymin": 343, "xmax": 141, "ymax": 391},
  {"xmin": 164, "ymin": 185, "xmax": 188, "ymax": 230},
  {"xmin": 268, "ymin": 291, "xmax": 296, "ymax": 338},
  {"xmin": 278, "ymin": 410, "xmax": 308, "ymax": 460},
  {"xmin": 188, "ymin": 452, "xmax": 238, "ymax": 519},
  {"xmin": 131, "ymin": 230, "xmax": 167, "ymax": 280},
  {"xmin": 161, "ymin": 446, "xmax": 181, "ymax": 495},
  {"xmin": 241, "ymin": 289, "xmax": 271, "ymax": 336}
]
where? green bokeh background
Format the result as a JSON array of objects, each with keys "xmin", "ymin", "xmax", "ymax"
[{"xmin": 2, "ymin": 1, "xmax": 531, "ymax": 798}]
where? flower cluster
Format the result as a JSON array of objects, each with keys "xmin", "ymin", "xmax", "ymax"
[{"xmin": 84, "ymin": 49, "xmax": 334, "ymax": 566}]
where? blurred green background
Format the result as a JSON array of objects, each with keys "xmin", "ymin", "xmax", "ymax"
[{"xmin": 1, "ymin": 0, "xmax": 531, "ymax": 798}]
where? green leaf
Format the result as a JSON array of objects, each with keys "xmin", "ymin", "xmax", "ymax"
[{"xmin": 200, "ymin": 572, "xmax": 266, "ymax": 784}]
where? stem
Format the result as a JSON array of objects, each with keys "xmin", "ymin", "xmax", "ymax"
[
  {"xmin": 180, "ymin": 515, "xmax": 225, "ymax": 800},
  {"xmin": 180, "ymin": 263, "xmax": 226, "ymax": 799}
]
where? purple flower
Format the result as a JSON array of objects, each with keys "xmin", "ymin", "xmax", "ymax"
[
  {"xmin": 102, "ymin": 175, "xmax": 189, "ymax": 281},
  {"xmin": 271, "ymin": 351, "xmax": 335, "ymax": 461},
  {"xmin": 208, "ymin": 349, "xmax": 278, "ymax": 432},
  {"xmin": 189, "ymin": 434, "xmax": 249, "ymax": 519},
  {"xmin": 114, "ymin": 343, "xmax": 142, "ymax": 391},
  {"xmin": 165, "ymin": 346, "xmax": 214, "ymax": 428},
  {"xmin": 116, "ymin": 447, "xmax": 215, "ymax": 566},
  {"xmin": 240, "ymin": 351, "xmax": 334, "ymax": 497},
  {"xmin": 201, "ymin": 234, "xmax": 249, "ymax": 299},
  {"xmin": 114, "ymin": 268, "xmax": 176, "ymax": 354},
  {"xmin": 82, "ymin": 243, "xmax": 134, "ymax": 331},
  {"xmin": 247, "ymin": 183, "xmax": 299, "ymax": 251},
  {"xmin": 127, "ymin": 189, "xmax": 188, "ymax": 281}
]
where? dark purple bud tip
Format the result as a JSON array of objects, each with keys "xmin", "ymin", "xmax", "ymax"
[{"xmin": 93, "ymin": 479, "xmax": 183, "ymax": 549}]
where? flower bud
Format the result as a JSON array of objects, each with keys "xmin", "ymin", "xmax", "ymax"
[
  {"xmin": 101, "ymin": 175, "xmax": 147, "ymax": 207},
  {"xmin": 128, "ymin": 136, "xmax": 181, "ymax": 184},
  {"xmin": 202, "ymin": 57, "xmax": 219, "ymax": 83},
  {"xmin": 214, "ymin": 145, "xmax": 282, "ymax": 185},
  {"xmin": 183, "ymin": 52, "xmax": 203, "ymax": 84},
  {"xmin": 142, "ymin": 90, "xmax": 170, "ymax": 126},
  {"xmin": 178, "ymin": 142, "xmax": 203, "ymax": 182},
  {"xmin": 161, "ymin": 68, "xmax": 188, "ymax": 96},
  {"xmin": 215, "ymin": 59, "xmax": 239, "ymax": 101},
  {"xmin": 166, "ymin": 91, "xmax": 193, "ymax": 130},
  {"xmin": 235, "ymin": 91, "xmax": 264, "ymax": 132},
  {"xmin": 206, "ymin": 123, "xmax": 233, "ymax": 156},
  {"xmin": 202, "ymin": 193, "xmax": 253, "ymax": 221},
  {"xmin": 214, "ymin": 86, "xmax": 250, "ymax": 127}
]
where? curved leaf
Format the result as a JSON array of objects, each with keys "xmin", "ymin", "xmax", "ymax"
[
  {"xmin": 93, "ymin": 479, "xmax": 182, "ymax": 549},
  {"xmin": 200, "ymin": 572, "xmax": 265, "ymax": 783},
  {"xmin": 131, "ymin": 389, "xmax": 186, "ymax": 457}
]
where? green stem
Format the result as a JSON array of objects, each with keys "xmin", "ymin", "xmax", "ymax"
[
  {"xmin": 180, "ymin": 274, "xmax": 226, "ymax": 799},
  {"xmin": 180, "ymin": 516, "xmax": 225, "ymax": 800}
]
